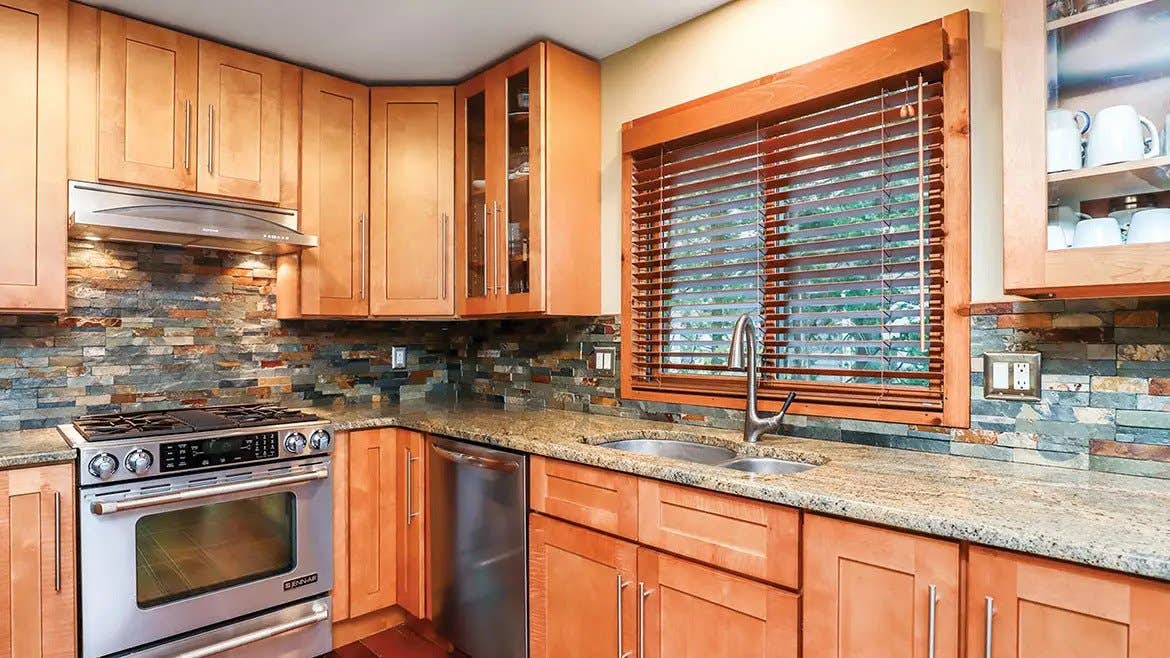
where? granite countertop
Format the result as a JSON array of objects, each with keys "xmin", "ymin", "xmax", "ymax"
[
  {"xmin": 0, "ymin": 427, "xmax": 76, "ymax": 470},
  {"xmin": 323, "ymin": 401, "xmax": 1170, "ymax": 582}
]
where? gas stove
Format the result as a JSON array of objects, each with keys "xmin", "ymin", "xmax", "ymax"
[{"xmin": 60, "ymin": 403, "xmax": 332, "ymax": 487}]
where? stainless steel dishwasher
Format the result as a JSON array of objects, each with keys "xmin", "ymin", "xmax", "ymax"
[{"xmin": 429, "ymin": 436, "xmax": 528, "ymax": 658}]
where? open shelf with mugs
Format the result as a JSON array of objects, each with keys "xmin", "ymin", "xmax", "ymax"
[{"xmin": 1004, "ymin": 0, "xmax": 1170, "ymax": 297}]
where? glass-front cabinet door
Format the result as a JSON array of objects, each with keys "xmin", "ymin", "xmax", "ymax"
[
  {"xmin": 457, "ymin": 75, "xmax": 496, "ymax": 315},
  {"xmin": 1003, "ymin": 0, "xmax": 1170, "ymax": 295}
]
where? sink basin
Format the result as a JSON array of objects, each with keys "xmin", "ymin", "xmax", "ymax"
[
  {"xmin": 597, "ymin": 438, "xmax": 736, "ymax": 465},
  {"xmin": 719, "ymin": 457, "xmax": 816, "ymax": 475}
]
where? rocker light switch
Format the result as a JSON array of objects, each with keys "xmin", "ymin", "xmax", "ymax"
[
  {"xmin": 983, "ymin": 351, "xmax": 1041, "ymax": 401},
  {"xmin": 593, "ymin": 347, "xmax": 616, "ymax": 373}
]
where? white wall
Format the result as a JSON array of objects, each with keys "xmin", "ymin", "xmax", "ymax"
[{"xmin": 598, "ymin": 0, "xmax": 1006, "ymax": 312}]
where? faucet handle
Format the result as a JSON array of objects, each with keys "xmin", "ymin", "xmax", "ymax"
[{"xmin": 778, "ymin": 391, "xmax": 797, "ymax": 417}]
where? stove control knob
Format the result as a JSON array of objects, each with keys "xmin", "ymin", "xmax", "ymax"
[
  {"xmin": 309, "ymin": 429, "xmax": 332, "ymax": 451},
  {"xmin": 88, "ymin": 453, "xmax": 118, "ymax": 480},
  {"xmin": 284, "ymin": 432, "xmax": 308, "ymax": 455},
  {"xmin": 124, "ymin": 449, "xmax": 154, "ymax": 475}
]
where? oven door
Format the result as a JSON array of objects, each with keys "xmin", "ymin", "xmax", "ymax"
[{"xmin": 79, "ymin": 458, "xmax": 332, "ymax": 658}]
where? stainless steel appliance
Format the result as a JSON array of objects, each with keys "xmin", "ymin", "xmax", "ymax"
[
  {"xmin": 429, "ymin": 437, "xmax": 528, "ymax": 658},
  {"xmin": 68, "ymin": 180, "xmax": 317, "ymax": 255},
  {"xmin": 60, "ymin": 403, "xmax": 335, "ymax": 658}
]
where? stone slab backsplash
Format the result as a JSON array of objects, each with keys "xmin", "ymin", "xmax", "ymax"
[{"xmin": 2, "ymin": 241, "xmax": 1169, "ymax": 479}]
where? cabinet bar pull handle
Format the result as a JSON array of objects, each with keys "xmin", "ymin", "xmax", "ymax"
[
  {"xmin": 440, "ymin": 212, "xmax": 449, "ymax": 300},
  {"xmin": 208, "ymin": 105, "xmax": 215, "ymax": 174},
  {"xmin": 405, "ymin": 447, "xmax": 420, "ymax": 525},
  {"xmin": 183, "ymin": 100, "xmax": 191, "ymax": 171},
  {"xmin": 638, "ymin": 582, "xmax": 653, "ymax": 658},
  {"xmin": 492, "ymin": 201, "xmax": 501, "ymax": 295},
  {"xmin": 984, "ymin": 595, "xmax": 994, "ymax": 658},
  {"xmin": 481, "ymin": 203, "xmax": 489, "ymax": 297},
  {"xmin": 54, "ymin": 491, "xmax": 61, "ymax": 592},
  {"xmin": 617, "ymin": 575, "xmax": 631, "ymax": 658},
  {"xmin": 927, "ymin": 584, "xmax": 939, "ymax": 658},
  {"xmin": 359, "ymin": 213, "xmax": 367, "ymax": 300}
]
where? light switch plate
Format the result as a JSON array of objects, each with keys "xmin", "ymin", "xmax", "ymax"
[
  {"xmin": 593, "ymin": 346, "xmax": 616, "ymax": 374},
  {"xmin": 391, "ymin": 346, "xmax": 407, "ymax": 369},
  {"xmin": 983, "ymin": 351, "xmax": 1041, "ymax": 401}
]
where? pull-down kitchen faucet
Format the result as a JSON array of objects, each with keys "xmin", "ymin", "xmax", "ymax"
[{"xmin": 728, "ymin": 313, "xmax": 797, "ymax": 443}]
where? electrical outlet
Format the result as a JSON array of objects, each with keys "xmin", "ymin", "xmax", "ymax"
[
  {"xmin": 983, "ymin": 351, "xmax": 1041, "ymax": 401},
  {"xmin": 391, "ymin": 346, "xmax": 407, "ymax": 369}
]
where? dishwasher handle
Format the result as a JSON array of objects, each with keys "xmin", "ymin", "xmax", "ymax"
[{"xmin": 430, "ymin": 443, "xmax": 520, "ymax": 472}]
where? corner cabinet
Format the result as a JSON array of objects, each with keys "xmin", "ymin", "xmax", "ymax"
[
  {"xmin": 1003, "ymin": 0, "xmax": 1170, "ymax": 297},
  {"xmin": 455, "ymin": 41, "xmax": 601, "ymax": 317},
  {"xmin": 0, "ymin": 0, "xmax": 67, "ymax": 313},
  {"xmin": 0, "ymin": 463, "xmax": 77, "ymax": 658}
]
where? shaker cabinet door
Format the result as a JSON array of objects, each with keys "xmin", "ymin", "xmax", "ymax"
[
  {"xmin": 98, "ymin": 12, "xmax": 198, "ymax": 191},
  {"xmin": 0, "ymin": 0, "xmax": 67, "ymax": 313},
  {"xmin": 347, "ymin": 429, "xmax": 398, "ymax": 617},
  {"xmin": 370, "ymin": 87, "xmax": 455, "ymax": 317},
  {"xmin": 396, "ymin": 429, "xmax": 428, "ymax": 618},
  {"xmin": 529, "ymin": 513, "xmax": 638, "ymax": 658},
  {"xmin": 299, "ymin": 70, "xmax": 369, "ymax": 316},
  {"xmin": 967, "ymin": 546, "xmax": 1170, "ymax": 658},
  {"xmin": 803, "ymin": 514, "xmax": 960, "ymax": 658},
  {"xmin": 196, "ymin": 40, "xmax": 284, "ymax": 203}
]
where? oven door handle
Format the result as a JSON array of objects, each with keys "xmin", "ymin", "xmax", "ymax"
[
  {"xmin": 171, "ymin": 601, "xmax": 329, "ymax": 658},
  {"xmin": 90, "ymin": 469, "xmax": 328, "ymax": 516}
]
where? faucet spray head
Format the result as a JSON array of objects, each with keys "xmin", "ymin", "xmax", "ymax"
[{"xmin": 728, "ymin": 314, "xmax": 752, "ymax": 370}]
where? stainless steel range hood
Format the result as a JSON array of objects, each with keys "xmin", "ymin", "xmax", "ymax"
[{"xmin": 68, "ymin": 181, "xmax": 316, "ymax": 255}]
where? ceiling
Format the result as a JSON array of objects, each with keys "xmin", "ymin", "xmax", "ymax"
[{"xmin": 85, "ymin": 0, "xmax": 730, "ymax": 83}]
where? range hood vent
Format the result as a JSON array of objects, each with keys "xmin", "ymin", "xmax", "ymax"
[{"xmin": 68, "ymin": 181, "xmax": 316, "ymax": 255}]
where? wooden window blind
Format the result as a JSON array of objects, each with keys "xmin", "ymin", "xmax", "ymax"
[{"xmin": 621, "ymin": 13, "xmax": 970, "ymax": 426}]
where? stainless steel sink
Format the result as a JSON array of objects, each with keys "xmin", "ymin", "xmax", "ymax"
[
  {"xmin": 597, "ymin": 438, "xmax": 736, "ymax": 465},
  {"xmin": 719, "ymin": 456, "xmax": 816, "ymax": 475}
]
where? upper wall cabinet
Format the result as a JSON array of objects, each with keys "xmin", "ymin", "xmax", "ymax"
[
  {"xmin": 455, "ymin": 41, "xmax": 601, "ymax": 317},
  {"xmin": 298, "ymin": 70, "xmax": 370, "ymax": 317},
  {"xmin": 370, "ymin": 86, "xmax": 455, "ymax": 317},
  {"xmin": 0, "ymin": 0, "xmax": 67, "ymax": 313},
  {"xmin": 79, "ymin": 10, "xmax": 298, "ymax": 206},
  {"xmin": 1003, "ymin": 0, "xmax": 1170, "ymax": 297}
]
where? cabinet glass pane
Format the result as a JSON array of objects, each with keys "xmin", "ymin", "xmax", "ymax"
[
  {"xmin": 466, "ymin": 91, "xmax": 488, "ymax": 298},
  {"xmin": 1045, "ymin": 0, "xmax": 1170, "ymax": 252},
  {"xmin": 506, "ymin": 70, "xmax": 532, "ymax": 295}
]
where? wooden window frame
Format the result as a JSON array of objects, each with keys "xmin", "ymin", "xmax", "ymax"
[{"xmin": 620, "ymin": 12, "xmax": 971, "ymax": 428}]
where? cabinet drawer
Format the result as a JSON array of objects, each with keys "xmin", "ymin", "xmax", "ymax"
[
  {"xmin": 638, "ymin": 479, "xmax": 800, "ymax": 589},
  {"xmin": 530, "ymin": 457, "xmax": 638, "ymax": 540}
]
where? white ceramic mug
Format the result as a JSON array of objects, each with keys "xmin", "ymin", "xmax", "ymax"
[
  {"xmin": 1047, "ymin": 109, "xmax": 1090, "ymax": 172},
  {"xmin": 1048, "ymin": 205, "xmax": 1089, "ymax": 245},
  {"xmin": 1047, "ymin": 224, "xmax": 1070, "ymax": 249},
  {"xmin": 1127, "ymin": 208, "xmax": 1170, "ymax": 244},
  {"xmin": 1072, "ymin": 216, "xmax": 1123, "ymax": 248},
  {"xmin": 1086, "ymin": 105, "xmax": 1160, "ymax": 167}
]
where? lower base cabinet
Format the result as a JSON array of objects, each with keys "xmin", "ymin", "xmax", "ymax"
[
  {"xmin": 967, "ymin": 546, "xmax": 1170, "ymax": 658},
  {"xmin": 529, "ymin": 513, "xmax": 798, "ymax": 658},
  {"xmin": 802, "ymin": 514, "xmax": 960, "ymax": 658},
  {"xmin": 0, "ymin": 462, "xmax": 76, "ymax": 658}
]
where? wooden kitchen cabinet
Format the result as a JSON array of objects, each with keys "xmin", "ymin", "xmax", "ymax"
[
  {"xmin": 803, "ymin": 514, "xmax": 960, "ymax": 658},
  {"xmin": 529, "ymin": 513, "xmax": 637, "ymax": 658},
  {"xmin": 1002, "ymin": 0, "xmax": 1170, "ymax": 297},
  {"xmin": 396, "ymin": 429, "xmax": 428, "ymax": 618},
  {"xmin": 0, "ymin": 463, "xmax": 76, "ymax": 658},
  {"xmin": 530, "ymin": 456, "xmax": 638, "ymax": 540},
  {"xmin": 97, "ymin": 13, "xmax": 198, "ymax": 191},
  {"xmin": 89, "ymin": 11, "xmax": 297, "ymax": 205},
  {"xmin": 299, "ymin": 70, "xmax": 370, "ymax": 317},
  {"xmin": 346, "ymin": 428, "xmax": 398, "ymax": 618},
  {"xmin": 0, "ymin": 0, "xmax": 67, "ymax": 313},
  {"xmin": 639, "ymin": 548, "xmax": 798, "ymax": 658},
  {"xmin": 369, "ymin": 87, "xmax": 455, "ymax": 317},
  {"xmin": 196, "ymin": 40, "xmax": 288, "ymax": 203},
  {"xmin": 967, "ymin": 546, "xmax": 1170, "ymax": 658},
  {"xmin": 455, "ymin": 41, "xmax": 601, "ymax": 317}
]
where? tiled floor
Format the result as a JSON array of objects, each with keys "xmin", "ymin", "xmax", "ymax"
[{"xmin": 322, "ymin": 626, "xmax": 450, "ymax": 658}]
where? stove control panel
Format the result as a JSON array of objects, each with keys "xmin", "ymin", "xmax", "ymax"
[{"xmin": 160, "ymin": 432, "xmax": 281, "ymax": 472}]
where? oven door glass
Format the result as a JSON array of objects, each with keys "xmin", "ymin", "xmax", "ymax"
[{"xmin": 135, "ymin": 492, "xmax": 295, "ymax": 608}]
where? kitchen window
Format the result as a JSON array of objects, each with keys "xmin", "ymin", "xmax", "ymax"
[{"xmin": 620, "ymin": 13, "xmax": 971, "ymax": 427}]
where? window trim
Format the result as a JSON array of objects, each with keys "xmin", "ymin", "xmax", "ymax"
[{"xmin": 620, "ymin": 11, "xmax": 971, "ymax": 428}]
